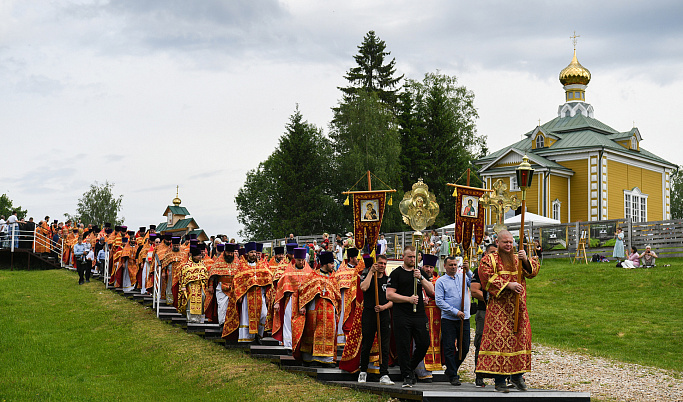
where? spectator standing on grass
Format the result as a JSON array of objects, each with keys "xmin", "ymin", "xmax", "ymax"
[{"xmin": 613, "ymin": 227, "xmax": 625, "ymax": 260}]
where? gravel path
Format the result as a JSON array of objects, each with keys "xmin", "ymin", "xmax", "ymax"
[{"xmin": 457, "ymin": 342, "xmax": 683, "ymax": 401}]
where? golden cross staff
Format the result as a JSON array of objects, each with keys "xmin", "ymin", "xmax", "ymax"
[{"xmin": 478, "ymin": 179, "xmax": 521, "ymax": 233}]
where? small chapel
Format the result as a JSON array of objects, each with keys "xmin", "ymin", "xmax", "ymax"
[
  {"xmin": 474, "ymin": 44, "xmax": 676, "ymax": 224},
  {"xmin": 154, "ymin": 187, "xmax": 208, "ymax": 241}
]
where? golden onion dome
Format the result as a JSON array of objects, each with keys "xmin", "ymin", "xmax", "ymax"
[{"xmin": 559, "ymin": 49, "xmax": 591, "ymax": 86}]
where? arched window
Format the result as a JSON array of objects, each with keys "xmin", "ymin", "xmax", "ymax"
[
  {"xmin": 552, "ymin": 199, "xmax": 561, "ymax": 222},
  {"xmin": 536, "ymin": 135, "xmax": 545, "ymax": 149}
]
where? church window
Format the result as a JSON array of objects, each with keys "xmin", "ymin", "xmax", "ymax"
[
  {"xmin": 510, "ymin": 176, "xmax": 520, "ymax": 191},
  {"xmin": 630, "ymin": 137, "xmax": 637, "ymax": 150},
  {"xmin": 552, "ymin": 199, "xmax": 561, "ymax": 221},
  {"xmin": 624, "ymin": 188, "xmax": 647, "ymax": 222},
  {"xmin": 536, "ymin": 135, "xmax": 544, "ymax": 149}
]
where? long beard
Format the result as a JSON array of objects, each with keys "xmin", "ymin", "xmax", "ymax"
[{"xmin": 499, "ymin": 248, "xmax": 516, "ymax": 268}]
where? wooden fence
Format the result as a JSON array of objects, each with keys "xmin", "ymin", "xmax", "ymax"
[{"xmin": 260, "ymin": 218, "xmax": 683, "ymax": 261}]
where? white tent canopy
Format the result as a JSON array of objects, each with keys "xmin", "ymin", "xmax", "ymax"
[
  {"xmin": 504, "ymin": 212, "xmax": 561, "ymax": 227},
  {"xmin": 438, "ymin": 212, "xmax": 560, "ymax": 231}
]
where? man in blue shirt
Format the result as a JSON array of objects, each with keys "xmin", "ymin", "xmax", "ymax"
[
  {"xmin": 435, "ymin": 255, "xmax": 472, "ymax": 385},
  {"xmin": 73, "ymin": 235, "xmax": 90, "ymax": 285}
]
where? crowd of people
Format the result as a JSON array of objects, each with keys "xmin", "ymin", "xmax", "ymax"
[
  {"xmin": 4, "ymin": 216, "xmax": 541, "ymax": 392},
  {"xmin": 49, "ymin": 222, "xmax": 537, "ymax": 392}
]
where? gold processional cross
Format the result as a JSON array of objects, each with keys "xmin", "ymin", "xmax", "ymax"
[{"xmin": 479, "ymin": 179, "xmax": 521, "ymax": 234}]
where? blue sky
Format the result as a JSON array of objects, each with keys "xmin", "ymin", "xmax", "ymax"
[{"xmin": 2, "ymin": 0, "xmax": 681, "ymax": 239}]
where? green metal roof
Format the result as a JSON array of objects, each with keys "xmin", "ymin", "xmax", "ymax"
[
  {"xmin": 171, "ymin": 218, "xmax": 195, "ymax": 230},
  {"xmin": 163, "ymin": 205, "xmax": 190, "ymax": 216},
  {"xmin": 477, "ymin": 112, "xmax": 676, "ymax": 169}
]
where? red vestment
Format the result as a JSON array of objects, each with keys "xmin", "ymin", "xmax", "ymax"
[{"xmin": 476, "ymin": 252, "xmax": 540, "ymax": 375}]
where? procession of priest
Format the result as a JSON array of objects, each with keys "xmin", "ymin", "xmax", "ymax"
[{"xmin": 40, "ymin": 218, "xmax": 539, "ymax": 393}]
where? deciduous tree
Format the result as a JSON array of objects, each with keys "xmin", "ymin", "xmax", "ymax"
[
  {"xmin": 0, "ymin": 194, "xmax": 27, "ymax": 220},
  {"xmin": 71, "ymin": 181, "xmax": 124, "ymax": 226}
]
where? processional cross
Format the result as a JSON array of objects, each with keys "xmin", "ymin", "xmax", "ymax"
[{"xmin": 479, "ymin": 179, "xmax": 521, "ymax": 234}]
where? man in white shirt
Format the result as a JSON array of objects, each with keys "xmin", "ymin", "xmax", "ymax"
[
  {"xmin": 0, "ymin": 215, "xmax": 6, "ymax": 248},
  {"xmin": 377, "ymin": 233, "xmax": 388, "ymax": 255},
  {"xmin": 6, "ymin": 211, "xmax": 23, "ymax": 249}
]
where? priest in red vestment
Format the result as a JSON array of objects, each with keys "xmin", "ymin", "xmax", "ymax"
[
  {"xmin": 475, "ymin": 230, "xmax": 540, "ymax": 393},
  {"xmin": 272, "ymin": 247, "xmax": 312, "ymax": 352},
  {"xmin": 297, "ymin": 251, "xmax": 341, "ymax": 367}
]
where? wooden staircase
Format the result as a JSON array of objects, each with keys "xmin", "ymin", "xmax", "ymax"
[{"xmin": 87, "ymin": 269, "xmax": 590, "ymax": 401}]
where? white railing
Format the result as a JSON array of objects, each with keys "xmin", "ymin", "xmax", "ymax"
[
  {"xmin": 1, "ymin": 226, "xmax": 63, "ymax": 264},
  {"xmin": 103, "ymin": 243, "xmax": 111, "ymax": 288},
  {"xmin": 153, "ymin": 254, "xmax": 162, "ymax": 317}
]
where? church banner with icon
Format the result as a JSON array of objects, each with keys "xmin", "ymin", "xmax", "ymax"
[
  {"xmin": 353, "ymin": 192, "xmax": 386, "ymax": 252},
  {"xmin": 452, "ymin": 185, "xmax": 487, "ymax": 247}
]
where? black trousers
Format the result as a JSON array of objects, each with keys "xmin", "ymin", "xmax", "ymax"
[
  {"xmin": 359, "ymin": 309, "xmax": 391, "ymax": 376},
  {"xmin": 392, "ymin": 309, "xmax": 429, "ymax": 379},
  {"xmin": 76, "ymin": 258, "xmax": 91, "ymax": 282}
]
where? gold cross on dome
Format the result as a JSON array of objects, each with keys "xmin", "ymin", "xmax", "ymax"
[
  {"xmin": 479, "ymin": 179, "xmax": 521, "ymax": 233},
  {"xmin": 570, "ymin": 31, "xmax": 580, "ymax": 50}
]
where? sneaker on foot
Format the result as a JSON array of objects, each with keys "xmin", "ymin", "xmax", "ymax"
[
  {"xmin": 495, "ymin": 384, "xmax": 510, "ymax": 393},
  {"xmin": 357, "ymin": 371, "xmax": 367, "ymax": 383},
  {"xmin": 402, "ymin": 377, "xmax": 413, "ymax": 388},
  {"xmin": 475, "ymin": 375, "xmax": 485, "ymax": 387},
  {"xmin": 511, "ymin": 377, "xmax": 527, "ymax": 391},
  {"xmin": 379, "ymin": 375, "xmax": 394, "ymax": 385}
]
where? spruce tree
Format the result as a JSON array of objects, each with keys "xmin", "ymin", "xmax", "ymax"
[
  {"xmin": 339, "ymin": 31, "xmax": 404, "ymax": 109},
  {"xmin": 236, "ymin": 107, "xmax": 344, "ymax": 239},
  {"xmin": 399, "ymin": 72, "xmax": 485, "ymax": 229}
]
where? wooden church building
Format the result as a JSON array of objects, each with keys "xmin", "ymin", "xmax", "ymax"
[
  {"xmin": 475, "ymin": 48, "xmax": 676, "ymax": 224},
  {"xmin": 154, "ymin": 188, "xmax": 208, "ymax": 241}
]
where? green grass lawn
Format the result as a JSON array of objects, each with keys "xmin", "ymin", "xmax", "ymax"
[
  {"xmin": 526, "ymin": 257, "xmax": 683, "ymax": 372},
  {"xmin": 0, "ymin": 268, "xmax": 383, "ymax": 401}
]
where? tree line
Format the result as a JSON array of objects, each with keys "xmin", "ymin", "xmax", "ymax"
[{"xmin": 236, "ymin": 31, "xmax": 487, "ymax": 240}]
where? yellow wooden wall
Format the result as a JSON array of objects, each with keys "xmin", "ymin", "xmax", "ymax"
[
  {"xmin": 549, "ymin": 174, "xmax": 569, "ymax": 223},
  {"xmin": 607, "ymin": 160, "xmax": 664, "ymax": 220},
  {"xmin": 557, "ymin": 159, "xmax": 589, "ymax": 221}
]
